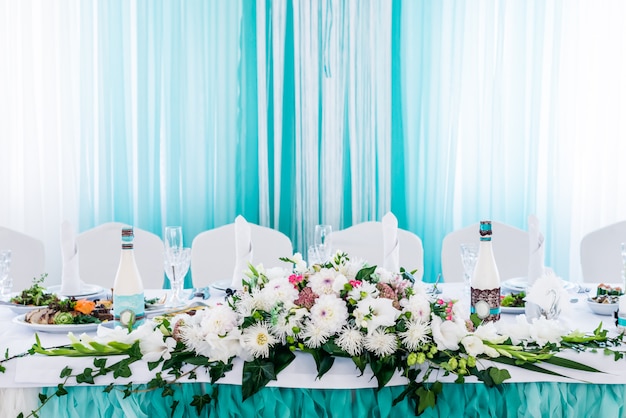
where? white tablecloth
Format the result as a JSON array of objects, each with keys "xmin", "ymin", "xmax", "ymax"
[{"xmin": 2, "ymin": 284, "xmax": 625, "ymax": 390}]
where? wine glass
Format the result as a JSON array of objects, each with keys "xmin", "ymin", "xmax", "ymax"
[
  {"xmin": 460, "ymin": 243, "xmax": 479, "ymax": 296},
  {"xmin": 164, "ymin": 226, "xmax": 183, "ymax": 253},
  {"xmin": 0, "ymin": 250, "xmax": 11, "ymax": 300},
  {"xmin": 164, "ymin": 247, "xmax": 191, "ymax": 308},
  {"xmin": 163, "ymin": 226, "xmax": 185, "ymax": 307},
  {"xmin": 314, "ymin": 224, "xmax": 333, "ymax": 262}
]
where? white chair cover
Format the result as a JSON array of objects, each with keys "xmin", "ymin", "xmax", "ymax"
[
  {"xmin": 0, "ymin": 226, "xmax": 45, "ymax": 290},
  {"xmin": 580, "ymin": 220, "xmax": 626, "ymax": 283}
]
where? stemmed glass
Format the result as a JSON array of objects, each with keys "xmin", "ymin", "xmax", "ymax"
[
  {"xmin": 0, "ymin": 250, "xmax": 12, "ymax": 300},
  {"xmin": 163, "ymin": 227, "xmax": 188, "ymax": 308},
  {"xmin": 314, "ymin": 224, "xmax": 333, "ymax": 263},
  {"xmin": 460, "ymin": 243, "xmax": 479, "ymax": 296}
]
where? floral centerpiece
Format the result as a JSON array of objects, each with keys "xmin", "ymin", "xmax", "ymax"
[{"xmin": 3, "ymin": 252, "xmax": 625, "ymax": 417}]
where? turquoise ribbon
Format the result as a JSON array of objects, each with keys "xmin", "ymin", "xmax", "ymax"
[
  {"xmin": 470, "ymin": 306, "xmax": 501, "ymax": 315},
  {"xmin": 617, "ymin": 316, "xmax": 626, "ymax": 327}
]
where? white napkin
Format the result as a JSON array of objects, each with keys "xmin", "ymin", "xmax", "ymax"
[
  {"xmin": 527, "ymin": 214, "xmax": 545, "ymax": 286},
  {"xmin": 231, "ymin": 215, "xmax": 253, "ymax": 289},
  {"xmin": 524, "ymin": 270, "xmax": 570, "ymax": 320},
  {"xmin": 60, "ymin": 220, "xmax": 83, "ymax": 295},
  {"xmin": 382, "ymin": 212, "xmax": 400, "ymax": 272}
]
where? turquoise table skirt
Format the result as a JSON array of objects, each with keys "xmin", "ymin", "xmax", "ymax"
[{"xmin": 37, "ymin": 382, "xmax": 626, "ymax": 418}]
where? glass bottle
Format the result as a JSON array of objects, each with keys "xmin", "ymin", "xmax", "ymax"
[
  {"xmin": 113, "ymin": 226, "xmax": 145, "ymax": 329},
  {"xmin": 470, "ymin": 221, "xmax": 501, "ymax": 322}
]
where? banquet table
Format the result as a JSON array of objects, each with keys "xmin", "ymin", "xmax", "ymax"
[{"xmin": 2, "ymin": 284, "xmax": 626, "ymax": 418}]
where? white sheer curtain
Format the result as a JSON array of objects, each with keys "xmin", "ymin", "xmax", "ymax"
[{"xmin": 1, "ymin": 0, "xmax": 626, "ymax": 283}]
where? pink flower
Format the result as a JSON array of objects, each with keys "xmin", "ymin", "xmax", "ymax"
[
  {"xmin": 437, "ymin": 299, "xmax": 444, "ymax": 305},
  {"xmin": 349, "ymin": 280, "xmax": 362, "ymax": 288},
  {"xmin": 289, "ymin": 274, "xmax": 304, "ymax": 286}
]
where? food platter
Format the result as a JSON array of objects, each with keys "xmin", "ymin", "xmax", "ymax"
[{"xmin": 12, "ymin": 314, "xmax": 103, "ymax": 333}]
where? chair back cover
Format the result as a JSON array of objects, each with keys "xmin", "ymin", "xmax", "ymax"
[
  {"xmin": 580, "ymin": 220, "xmax": 626, "ymax": 283},
  {"xmin": 0, "ymin": 226, "xmax": 46, "ymax": 290},
  {"xmin": 327, "ymin": 221, "xmax": 424, "ymax": 281},
  {"xmin": 77, "ymin": 222, "xmax": 165, "ymax": 289},
  {"xmin": 441, "ymin": 221, "xmax": 529, "ymax": 283},
  {"xmin": 191, "ymin": 222, "xmax": 293, "ymax": 286}
]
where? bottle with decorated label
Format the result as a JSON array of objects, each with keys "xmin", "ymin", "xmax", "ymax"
[
  {"xmin": 470, "ymin": 220, "xmax": 501, "ymax": 322},
  {"xmin": 113, "ymin": 226, "xmax": 145, "ymax": 329}
]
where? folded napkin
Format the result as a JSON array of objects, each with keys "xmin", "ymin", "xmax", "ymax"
[
  {"xmin": 60, "ymin": 220, "xmax": 83, "ymax": 295},
  {"xmin": 231, "ymin": 215, "xmax": 253, "ymax": 289},
  {"xmin": 524, "ymin": 270, "xmax": 569, "ymax": 320},
  {"xmin": 382, "ymin": 212, "xmax": 400, "ymax": 272},
  {"xmin": 527, "ymin": 214, "xmax": 545, "ymax": 286}
]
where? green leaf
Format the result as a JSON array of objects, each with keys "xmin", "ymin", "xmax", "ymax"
[
  {"xmin": 55, "ymin": 384, "xmax": 68, "ymax": 397},
  {"xmin": 38, "ymin": 393, "xmax": 47, "ymax": 403},
  {"xmin": 488, "ymin": 367, "xmax": 511, "ymax": 385},
  {"xmin": 369, "ymin": 355, "xmax": 398, "ymax": 390},
  {"xmin": 190, "ymin": 394, "xmax": 212, "ymax": 415},
  {"xmin": 356, "ymin": 265, "xmax": 378, "ymax": 282},
  {"xmin": 351, "ymin": 354, "xmax": 368, "ymax": 375},
  {"xmin": 103, "ymin": 383, "xmax": 114, "ymax": 393},
  {"xmin": 242, "ymin": 359, "xmax": 276, "ymax": 400},
  {"xmin": 59, "ymin": 366, "xmax": 72, "ymax": 378},
  {"xmin": 112, "ymin": 359, "xmax": 134, "ymax": 379},
  {"xmin": 170, "ymin": 400, "xmax": 180, "ymax": 416},
  {"xmin": 415, "ymin": 386, "xmax": 437, "ymax": 415},
  {"xmin": 305, "ymin": 348, "xmax": 335, "ymax": 379},
  {"xmin": 147, "ymin": 360, "xmax": 162, "ymax": 371},
  {"xmin": 75, "ymin": 368, "xmax": 95, "ymax": 384},
  {"xmin": 161, "ymin": 386, "xmax": 175, "ymax": 397},
  {"xmin": 543, "ymin": 355, "xmax": 603, "ymax": 373},
  {"xmin": 209, "ymin": 360, "xmax": 234, "ymax": 384}
]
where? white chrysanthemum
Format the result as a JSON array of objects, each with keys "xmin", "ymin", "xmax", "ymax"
[
  {"xmin": 241, "ymin": 322, "xmax": 277, "ymax": 358},
  {"xmin": 348, "ymin": 281, "xmax": 379, "ymax": 302},
  {"xmin": 300, "ymin": 321, "xmax": 332, "ymax": 348},
  {"xmin": 364, "ymin": 328, "xmax": 398, "ymax": 357},
  {"xmin": 336, "ymin": 326, "xmax": 365, "ymax": 356},
  {"xmin": 309, "ymin": 295, "xmax": 349, "ymax": 334},
  {"xmin": 234, "ymin": 293, "xmax": 256, "ymax": 317},
  {"xmin": 308, "ymin": 269, "xmax": 339, "ymax": 295},
  {"xmin": 354, "ymin": 297, "xmax": 400, "ymax": 334},
  {"xmin": 265, "ymin": 266, "xmax": 290, "ymax": 280},
  {"xmin": 430, "ymin": 315, "xmax": 467, "ymax": 351},
  {"xmin": 400, "ymin": 294, "xmax": 431, "ymax": 323},
  {"xmin": 200, "ymin": 304, "xmax": 240, "ymax": 336},
  {"xmin": 260, "ymin": 276, "xmax": 299, "ymax": 304},
  {"xmin": 271, "ymin": 308, "xmax": 308, "ymax": 342},
  {"xmin": 335, "ymin": 257, "xmax": 367, "ymax": 279},
  {"xmin": 399, "ymin": 320, "xmax": 431, "ymax": 350},
  {"xmin": 180, "ymin": 321, "xmax": 213, "ymax": 357}
]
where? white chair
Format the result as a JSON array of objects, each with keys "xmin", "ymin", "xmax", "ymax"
[
  {"xmin": 191, "ymin": 222, "xmax": 293, "ymax": 286},
  {"xmin": 327, "ymin": 222, "xmax": 424, "ymax": 281},
  {"xmin": 0, "ymin": 226, "xmax": 46, "ymax": 290},
  {"xmin": 77, "ymin": 222, "xmax": 165, "ymax": 289},
  {"xmin": 580, "ymin": 221, "xmax": 626, "ymax": 283},
  {"xmin": 441, "ymin": 221, "xmax": 529, "ymax": 283}
]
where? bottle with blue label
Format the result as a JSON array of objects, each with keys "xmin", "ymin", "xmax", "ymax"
[
  {"xmin": 113, "ymin": 226, "xmax": 145, "ymax": 329},
  {"xmin": 470, "ymin": 221, "xmax": 501, "ymax": 322}
]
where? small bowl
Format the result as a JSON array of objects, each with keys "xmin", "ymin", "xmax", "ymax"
[
  {"xmin": 586, "ymin": 299, "xmax": 619, "ymax": 316},
  {"xmin": 6, "ymin": 303, "xmax": 46, "ymax": 315}
]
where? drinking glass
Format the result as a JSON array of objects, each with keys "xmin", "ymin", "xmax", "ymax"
[
  {"xmin": 0, "ymin": 250, "xmax": 11, "ymax": 300},
  {"xmin": 314, "ymin": 224, "xmax": 333, "ymax": 262},
  {"xmin": 460, "ymin": 243, "xmax": 479, "ymax": 296},
  {"xmin": 164, "ymin": 226, "xmax": 183, "ymax": 253},
  {"xmin": 164, "ymin": 247, "xmax": 191, "ymax": 308}
]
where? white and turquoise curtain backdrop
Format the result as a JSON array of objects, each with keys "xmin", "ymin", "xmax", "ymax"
[{"xmin": 1, "ymin": 0, "xmax": 626, "ymax": 286}]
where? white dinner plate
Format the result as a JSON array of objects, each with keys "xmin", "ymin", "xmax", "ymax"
[
  {"xmin": 12, "ymin": 314, "xmax": 104, "ymax": 333},
  {"xmin": 211, "ymin": 280, "xmax": 232, "ymax": 292},
  {"xmin": 501, "ymin": 306, "xmax": 525, "ymax": 314},
  {"xmin": 501, "ymin": 277, "xmax": 578, "ymax": 293},
  {"xmin": 47, "ymin": 284, "xmax": 105, "ymax": 298}
]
